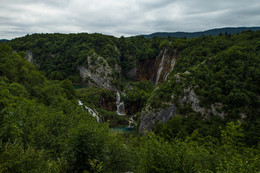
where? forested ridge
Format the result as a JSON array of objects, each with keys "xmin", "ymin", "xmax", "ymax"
[
  {"xmin": 0, "ymin": 30, "xmax": 259, "ymax": 172},
  {"xmin": 140, "ymin": 26, "xmax": 260, "ymax": 38},
  {"xmin": 146, "ymin": 31, "xmax": 260, "ymax": 146}
]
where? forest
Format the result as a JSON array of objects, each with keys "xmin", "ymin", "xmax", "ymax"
[{"xmin": 0, "ymin": 30, "xmax": 259, "ymax": 172}]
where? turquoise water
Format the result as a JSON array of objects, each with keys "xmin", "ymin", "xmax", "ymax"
[
  {"xmin": 73, "ymin": 84, "xmax": 86, "ymax": 89},
  {"xmin": 111, "ymin": 125, "xmax": 134, "ymax": 133}
]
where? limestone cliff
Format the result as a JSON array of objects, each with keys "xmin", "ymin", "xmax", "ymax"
[
  {"xmin": 139, "ymin": 72, "xmax": 225, "ymax": 134},
  {"xmin": 135, "ymin": 48, "xmax": 179, "ymax": 84},
  {"xmin": 152, "ymin": 48, "xmax": 178, "ymax": 84},
  {"xmin": 77, "ymin": 55, "xmax": 118, "ymax": 90},
  {"xmin": 25, "ymin": 51, "xmax": 40, "ymax": 67},
  {"xmin": 139, "ymin": 105, "xmax": 177, "ymax": 134}
]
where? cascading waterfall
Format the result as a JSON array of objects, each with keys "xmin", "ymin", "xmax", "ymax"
[
  {"xmin": 155, "ymin": 49, "xmax": 167, "ymax": 85},
  {"xmin": 163, "ymin": 56, "xmax": 177, "ymax": 80},
  {"xmin": 164, "ymin": 72, "xmax": 170, "ymax": 80},
  {"xmin": 116, "ymin": 92, "xmax": 125, "ymax": 115},
  {"xmin": 128, "ymin": 116, "xmax": 135, "ymax": 128},
  {"xmin": 78, "ymin": 100, "xmax": 100, "ymax": 122}
]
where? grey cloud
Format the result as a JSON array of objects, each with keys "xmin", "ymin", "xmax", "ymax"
[{"xmin": 0, "ymin": 0, "xmax": 259, "ymax": 39}]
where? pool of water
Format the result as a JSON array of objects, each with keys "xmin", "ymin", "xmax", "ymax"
[
  {"xmin": 111, "ymin": 125, "xmax": 134, "ymax": 133},
  {"xmin": 73, "ymin": 84, "xmax": 86, "ymax": 89}
]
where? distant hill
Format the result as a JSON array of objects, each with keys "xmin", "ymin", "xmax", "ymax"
[
  {"xmin": 139, "ymin": 27, "xmax": 260, "ymax": 38},
  {"xmin": 0, "ymin": 39, "xmax": 9, "ymax": 43}
]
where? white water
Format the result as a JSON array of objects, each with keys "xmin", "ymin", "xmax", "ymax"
[
  {"xmin": 85, "ymin": 105, "xmax": 100, "ymax": 122},
  {"xmin": 116, "ymin": 92, "xmax": 125, "ymax": 115},
  {"xmin": 78, "ymin": 100, "xmax": 83, "ymax": 105},
  {"xmin": 155, "ymin": 49, "xmax": 167, "ymax": 85},
  {"xmin": 164, "ymin": 72, "xmax": 170, "ymax": 80},
  {"xmin": 128, "ymin": 116, "xmax": 135, "ymax": 128},
  {"xmin": 163, "ymin": 56, "xmax": 177, "ymax": 80},
  {"xmin": 78, "ymin": 100, "xmax": 100, "ymax": 122}
]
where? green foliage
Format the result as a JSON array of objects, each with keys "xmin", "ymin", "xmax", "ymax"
[
  {"xmin": 0, "ymin": 140, "xmax": 62, "ymax": 173},
  {"xmin": 221, "ymin": 121, "xmax": 245, "ymax": 148},
  {"xmin": 76, "ymin": 87, "xmax": 115, "ymax": 109},
  {"xmin": 102, "ymin": 134, "xmax": 132, "ymax": 172},
  {"xmin": 8, "ymin": 33, "xmax": 121, "ymax": 80},
  {"xmin": 59, "ymin": 78, "xmax": 76, "ymax": 100},
  {"xmin": 63, "ymin": 120, "xmax": 110, "ymax": 172},
  {"xmin": 146, "ymin": 31, "xmax": 260, "ymax": 146},
  {"xmin": 7, "ymin": 33, "xmax": 162, "ymax": 83},
  {"xmin": 0, "ymin": 45, "xmax": 109, "ymax": 172},
  {"xmin": 134, "ymin": 133, "xmax": 211, "ymax": 172},
  {"xmin": 154, "ymin": 114, "xmax": 225, "ymax": 141},
  {"xmin": 124, "ymin": 81, "xmax": 154, "ymax": 114},
  {"xmin": 1, "ymin": 31, "xmax": 260, "ymax": 172},
  {"xmin": 154, "ymin": 115, "xmax": 188, "ymax": 140},
  {"xmin": 131, "ymin": 123, "xmax": 260, "ymax": 173},
  {"xmin": 215, "ymin": 122, "xmax": 260, "ymax": 172}
]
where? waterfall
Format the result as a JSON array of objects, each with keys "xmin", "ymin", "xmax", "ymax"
[
  {"xmin": 78, "ymin": 100, "xmax": 83, "ymax": 105},
  {"xmin": 84, "ymin": 105, "xmax": 100, "ymax": 123},
  {"xmin": 164, "ymin": 72, "xmax": 170, "ymax": 80},
  {"xmin": 128, "ymin": 116, "xmax": 135, "ymax": 128},
  {"xmin": 163, "ymin": 56, "xmax": 177, "ymax": 81},
  {"xmin": 116, "ymin": 92, "xmax": 125, "ymax": 115},
  {"xmin": 78, "ymin": 100, "xmax": 100, "ymax": 122},
  {"xmin": 155, "ymin": 49, "xmax": 167, "ymax": 85}
]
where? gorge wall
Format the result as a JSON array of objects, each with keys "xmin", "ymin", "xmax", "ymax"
[
  {"xmin": 135, "ymin": 48, "xmax": 179, "ymax": 84},
  {"xmin": 139, "ymin": 105, "xmax": 177, "ymax": 134},
  {"xmin": 77, "ymin": 55, "xmax": 117, "ymax": 90},
  {"xmin": 138, "ymin": 72, "xmax": 226, "ymax": 134}
]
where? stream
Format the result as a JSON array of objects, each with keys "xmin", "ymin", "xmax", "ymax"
[{"xmin": 78, "ymin": 92, "xmax": 136, "ymax": 133}]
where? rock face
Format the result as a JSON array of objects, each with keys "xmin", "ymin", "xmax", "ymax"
[
  {"xmin": 135, "ymin": 48, "xmax": 179, "ymax": 83},
  {"xmin": 128, "ymin": 67, "xmax": 137, "ymax": 80},
  {"xmin": 138, "ymin": 73, "xmax": 225, "ymax": 134},
  {"xmin": 25, "ymin": 51, "xmax": 40, "ymax": 67},
  {"xmin": 136, "ymin": 58, "xmax": 156, "ymax": 81},
  {"xmin": 26, "ymin": 51, "xmax": 33, "ymax": 63},
  {"xmin": 77, "ymin": 55, "xmax": 116, "ymax": 90},
  {"xmin": 139, "ymin": 105, "xmax": 177, "ymax": 134},
  {"xmin": 152, "ymin": 48, "xmax": 178, "ymax": 84},
  {"xmin": 179, "ymin": 87, "xmax": 225, "ymax": 119}
]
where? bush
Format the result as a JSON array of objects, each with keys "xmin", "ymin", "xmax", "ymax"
[{"xmin": 63, "ymin": 120, "xmax": 110, "ymax": 172}]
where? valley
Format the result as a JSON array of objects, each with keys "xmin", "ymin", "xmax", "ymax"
[{"xmin": 0, "ymin": 29, "xmax": 259, "ymax": 172}]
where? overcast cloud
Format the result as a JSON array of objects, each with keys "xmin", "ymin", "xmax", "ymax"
[{"xmin": 1, "ymin": 0, "xmax": 260, "ymax": 39}]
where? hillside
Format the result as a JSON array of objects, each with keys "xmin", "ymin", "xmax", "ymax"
[
  {"xmin": 2, "ymin": 30, "xmax": 260, "ymax": 172},
  {"xmin": 140, "ymin": 31, "xmax": 260, "ymax": 145},
  {"xmin": 140, "ymin": 26, "xmax": 260, "ymax": 38},
  {"xmin": 7, "ymin": 31, "xmax": 260, "ymax": 139},
  {"xmin": 0, "ymin": 39, "xmax": 9, "ymax": 43}
]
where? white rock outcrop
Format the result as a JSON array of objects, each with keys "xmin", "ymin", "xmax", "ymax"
[{"xmin": 77, "ymin": 55, "xmax": 115, "ymax": 90}]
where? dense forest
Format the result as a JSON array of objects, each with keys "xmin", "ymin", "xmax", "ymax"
[
  {"xmin": 140, "ymin": 26, "xmax": 260, "ymax": 38},
  {"xmin": 0, "ymin": 30, "xmax": 259, "ymax": 172}
]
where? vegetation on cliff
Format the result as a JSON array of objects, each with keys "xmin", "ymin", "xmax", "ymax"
[
  {"xmin": 145, "ymin": 31, "xmax": 260, "ymax": 146},
  {"xmin": 8, "ymin": 33, "xmax": 159, "ymax": 83},
  {"xmin": 1, "ymin": 29, "xmax": 260, "ymax": 172}
]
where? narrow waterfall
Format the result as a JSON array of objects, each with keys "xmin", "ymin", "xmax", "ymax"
[
  {"xmin": 78, "ymin": 100, "xmax": 83, "ymax": 106},
  {"xmin": 116, "ymin": 92, "xmax": 125, "ymax": 115},
  {"xmin": 163, "ymin": 56, "xmax": 177, "ymax": 80},
  {"xmin": 155, "ymin": 49, "xmax": 167, "ymax": 85},
  {"xmin": 164, "ymin": 72, "xmax": 170, "ymax": 80},
  {"xmin": 128, "ymin": 116, "xmax": 135, "ymax": 128},
  {"xmin": 84, "ymin": 105, "xmax": 100, "ymax": 123},
  {"xmin": 78, "ymin": 100, "xmax": 100, "ymax": 122}
]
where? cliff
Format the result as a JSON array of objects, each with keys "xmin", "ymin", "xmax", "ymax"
[
  {"xmin": 135, "ymin": 48, "xmax": 178, "ymax": 84},
  {"xmin": 139, "ymin": 71, "xmax": 226, "ymax": 134},
  {"xmin": 77, "ymin": 54, "xmax": 118, "ymax": 90}
]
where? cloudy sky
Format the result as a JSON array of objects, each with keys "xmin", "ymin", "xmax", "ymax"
[{"xmin": 1, "ymin": 0, "xmax": 260, "ymax": 39}]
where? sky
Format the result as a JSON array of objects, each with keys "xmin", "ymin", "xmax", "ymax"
[{"xmin": 1, "ymin": 0, "xmax": 260, "ymax": 39}]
